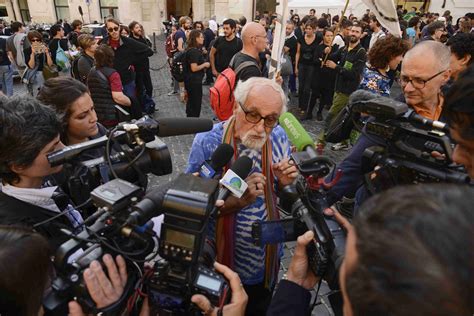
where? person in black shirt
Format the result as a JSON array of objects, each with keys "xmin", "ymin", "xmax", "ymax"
[
  {"xmin": 210, "ymin": 19, "xmax": 243, "ymax": 77},
  {"xmin": 295, "ymin": 19, "xmax": 318, "ymax": 115},
  {"xmin": 0, "ymin": 36, "xmax": 13, "ymax": 96},
  {"xmin": 67, "ymin": 19, "xmax": 83, "ymax": 48},
  {"xmin": 48, "ymin": 24, "xmax": 70, "ymax": 73},
  {"xmin": 24, "ymin": 31, "xmax": 53, "ymax": 96},
  {"xmin": 184, "ymin": 30, "xmax": 210, "ymax": 117},
  {"xmin": 102, "ymin": 17, "xmax": 153, "ymax": 99},
  {"xmin": 283, "ymin": 21, "xmax": 298, "ymax": 96},
  {"xmin": 306, "ymin": 28, "xmax": 338, "ymax": 121},
  {"xmin": 230, "ymin": 22, "xmax": 266, "ymax": 83},
  {"xmin": 203, "ymin": 20, "xmax": 216, "ymax": 84},
  {"xmin": 129, "ymin": 21, "xmax": 154, "ymax": 111}
]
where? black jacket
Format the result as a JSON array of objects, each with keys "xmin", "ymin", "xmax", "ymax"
[
  {"xmin": 331, "ymin": 43, "xmax": 367, "ymax": 95},
  {"xmin": 87, "ymin": 66, "xmax": 118, "ymax": 124},
  {"xmin": 0, "ymin": 191, "xmax": 74, "ymax": 250},
  {"xmin": 267, "ymin": 280, "xmax": 311, "ymax": 315},
  {"xmin": 101, "ymin": 36, "xmax": 153, "ymax": 84}
]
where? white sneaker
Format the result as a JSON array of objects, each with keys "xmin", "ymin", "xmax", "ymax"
[{"xmin": 167, "ymin": 91, "xmax": 178, "ymax": 96}]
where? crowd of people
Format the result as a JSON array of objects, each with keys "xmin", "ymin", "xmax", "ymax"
[{"xmin": 0, "ymin": 5, "xmax": 473, "ymax": 316}]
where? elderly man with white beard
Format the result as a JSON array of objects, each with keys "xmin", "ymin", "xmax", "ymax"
[{"xmin": 186, "ymin": 77, "xmax": 298, "ymax": 316}]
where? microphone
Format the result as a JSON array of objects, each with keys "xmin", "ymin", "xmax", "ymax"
[
  {"xmin": 348, "ymin": 89, "xmax": 378, "ymax": 106},
  {"xmin": 118, "ymin": 116, "xmax": 213, "ymax": 138},
  {"xmin": 404, "ymin": 109, "xmax": 447, "ymax": 132},
  {"xmin": 199, "ymin": 143, "xmax": 234, "ymax": 179},
  {"xmin": 279, "ymin": 112, "xmax": 318, "ymax": 158},
  {"xmin": 217, "ymin": 156, "xmax": 253, "ymax": 202}
]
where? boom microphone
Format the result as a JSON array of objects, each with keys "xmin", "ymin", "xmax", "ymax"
[
  {"xmin": 279, "ymin": 112, "xmax": 317, "ymax": 158},
  {"xmin": 199, "ymin": 143, "xmax": 235, "ymax": 179}
]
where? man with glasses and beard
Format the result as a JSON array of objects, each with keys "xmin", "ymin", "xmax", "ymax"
[
  {"xmin": 186, "ymin": 77, "xmax": 298, "ymax": 316},
  {"xmin": 101, "ymin": 18, "xmax": 153, "ymax": 99}
]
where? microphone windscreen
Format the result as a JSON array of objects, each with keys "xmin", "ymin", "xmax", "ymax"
[
  {"xmin": 230, "ymin": 156, "xmax": 253, "ymax": 179},
  {"xmin": 155, "ymin": 117, "xmax": 213, "ymax": 137},
  {"xmin": 348, "ymin": 89, "xmax": 378, "ymax": 105},
  {"xmin": 210, "ymin": 143, "xmax": 234, "ymax": 170},
  {"xmin": 279, "ymin": 112, "xmax": 314, "ymax": 152}
]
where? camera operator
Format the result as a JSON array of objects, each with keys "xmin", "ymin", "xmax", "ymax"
[
  {"xmin": 0, "ymin": 225, "xmax": 130, "ymax": 316},
  {"xmin": 37, "ymin": 77, "xmax": 125, "ymax": 216},
  {"xmin": 444, "ymin": 65, "xmax": 474, "ymax": 178},
  {"xmin": 325, "ymin": 40, "xmax": 452, "ymax": 209},
  {"xmin": 0, "ymin": 95, "xmax": 83, "ymax": 249},
  {"xmin": 268, "ymin": 184, "xmax": 474, "ymax": 316},
  {"xmin": 186, "ymin": 77, "xmax": 298, "ymax": 315}
]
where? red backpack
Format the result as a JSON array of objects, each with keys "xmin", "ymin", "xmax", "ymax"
[
  {"xmin": 165, "ymin": 34, "xmax": 176, "ymax": 58},
  {"xmin": 209, "ymin": 58, "xmax": 258, "ymax": 121}
]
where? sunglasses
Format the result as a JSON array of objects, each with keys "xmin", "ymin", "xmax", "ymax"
[
  {"xmin": 31, "ymin": 38, "xmax": 41, "ymax": 42},
  {"xmin": 107, "ymin": 26, "xmax": 119, "ymax": 32}
]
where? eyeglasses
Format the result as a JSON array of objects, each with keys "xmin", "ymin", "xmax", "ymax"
[
  {"xmin": 239, "ymin": 102, "xmax": 279, "ymax": 128},
  {"xmin": 107, "ymin": 26, "xmax": 119, "ymax": 33},
  {"xmin": 399, "ymin": 69, "xmax": 447, "ymax": 89},
  {"xmin": 31, "ymin": 38, "xmax": 41, "ymax": 42}
]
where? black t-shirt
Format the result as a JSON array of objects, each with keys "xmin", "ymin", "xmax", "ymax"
[
  {"xmin": 48, "ymin": 38, "xmax": 69, "ymax": 67},
  {"xmin": 213, "ymin": 36, "xmax": 243, "ymax": 72},
  {"xmin": 284, "ymin": 35, "xmax": 298, "ymax": 64},
  {"xmin": 298, "ymin": 36, "xmax": 318, "ymax": 65},
  {"xmin": 0, "ymin": 37, "xmax": 10, "ymax": 66},
  {"xmin": 185, "ymin": 47, "xmax": 205, "ymax": 83},
  {"xmin": 24, "ymin": 47, "xmax": 46, "ymax": 71},
  {"xmin": 231, "ymin": 52, "xmax": 261, "ymax": 82}
]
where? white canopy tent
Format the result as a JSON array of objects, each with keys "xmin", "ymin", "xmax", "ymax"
[{"xmin": 287, "ymin": 0, "xmax": 367, "ymax": 17}]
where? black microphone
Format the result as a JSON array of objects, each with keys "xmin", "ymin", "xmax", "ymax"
[
  {"xmin": 404, "ymin": 109, "xmax": 447, "ymax": 132},
  {"xmin": 199, "ymin": 143, "xmax": 234, "ymax": 179},
  {"xmin": 215, "ymin": 156, "xmax": 253, "ymax": 204},
  {"xmin": 118, "ymin": 116, "xmax": 213, "ymax": 137}
]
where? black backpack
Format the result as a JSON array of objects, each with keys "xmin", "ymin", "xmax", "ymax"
[{"xmin": 171, "ymin": 51, "xmax": 187, "ymax": 82}]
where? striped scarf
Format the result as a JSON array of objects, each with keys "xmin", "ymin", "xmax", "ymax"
[{"xmin": 216, "ymin": 117, "xmax": 280, "ymax": 289}]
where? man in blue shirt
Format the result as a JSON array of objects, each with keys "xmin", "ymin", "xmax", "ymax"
[{"xmin": 186, "ymin": 77, "xmax": 298, "ymax": 316}]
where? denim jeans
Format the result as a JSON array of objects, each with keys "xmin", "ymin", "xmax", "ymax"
[{"xmin": 0, "ymin": 65, "xmax": 14, "ymax": 96}]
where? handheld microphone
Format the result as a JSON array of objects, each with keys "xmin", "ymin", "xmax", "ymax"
[
  {"xmin": 118, "ymin": 116, "xmax": 214, "ymax": 138},
  {"xmin": 217, "ymin": 156, "xmax": 253, "ymax": 202},
  {"xmin": 199, "ymin": 144, "xmax": 235, "ymax": 179},
  {"xmin": 279, "ymin": 112, "xmax": 317, "ymax": 158}
]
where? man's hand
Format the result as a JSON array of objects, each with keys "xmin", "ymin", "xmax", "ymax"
[
  {"xmin": 273, "ymin": 158, "xmax": 298, "ymax": 187},
  {"xmin": 286, "ymin": 230, "xmax": 321, "ymax": 290},
  {"xmin": 323, "ymin": 46, "xmax": 331, "ymax": 54},
  {"xmin": 68, "ymin": 254, "xmax": 128, "ymax": 315},
  {"xmin": 192, "ymin": 262, "xmax": 248, "ymax": 316},
  {"xmin": 324, "ymin": 60, "xmax": 337, "ymax": 69},
  {"xmin": 240, "ymin": 172, "xmax": 266, "ymax": 206}
]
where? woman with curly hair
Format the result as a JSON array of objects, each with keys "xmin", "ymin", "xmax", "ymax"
[{"xmin": 360, "ymin": 35, "xmax": 410, "ymax": 97}]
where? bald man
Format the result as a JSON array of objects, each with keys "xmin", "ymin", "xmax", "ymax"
[
  {"xmin": 326, "ymin": 41, "xmax": 452, "ymax": 208},
  {"xmin": 229, "ymin": 22, "xmax": 267, "ymax": 82}
]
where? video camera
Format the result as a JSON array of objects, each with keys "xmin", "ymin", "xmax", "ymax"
[
  {"xmin": 252, "ymin": 112, "xmax": 347, "ymax": 315},
  {"xmin": 350, "ymin": 95, "xmax": 470, "ymax": 194},
  {"xmin": 44, "ymin": 173, "xmax": 230, "ymax": 315}
]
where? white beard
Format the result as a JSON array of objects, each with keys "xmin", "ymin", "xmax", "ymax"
[{"xmin": 241, "ymin": 130, "xmax": 267, "ymax": 150}]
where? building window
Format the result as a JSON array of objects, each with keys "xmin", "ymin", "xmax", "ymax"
[
  {"xmin": 99, "ymin": 0, "xmax": 119, "ymax": 20},
  {"xmin": 18, "ymin": 0, "xmax": 30, "ymax": 23},
  {"xmin": 54, "ymin": 0, "xmax": 70, "ymax": 21}
]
